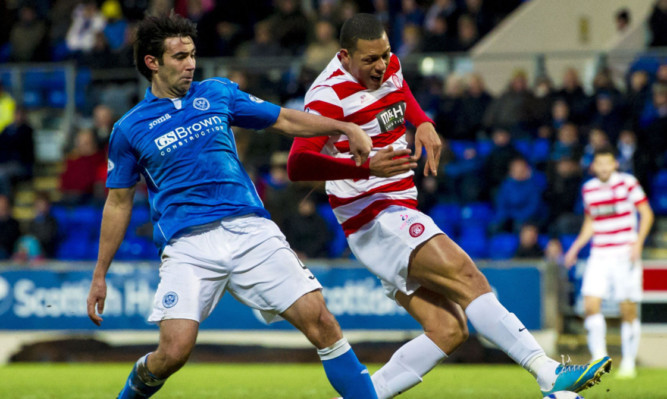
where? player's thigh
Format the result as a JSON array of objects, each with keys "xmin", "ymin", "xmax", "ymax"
[
  {"xmin": 396, "ymin": 288, "xmax": 468, "ymax": 354},
  {"xmin": 409, "ymin": 234, "xmax": 491, "ymax": 307},
  {"xmin": 581, "ymin": 256, "xmax": 611, "ymax": 301},
  {"xmin": 281, "ymin": 290, "xmax": 342, "ymax": 348},
  {"xmin": 584, "ymin": 296, "xmax": 603, "ymax": 316},
  {"xmin": 619, "ymin": 300, "xmax": 638, "ymax": 322}
]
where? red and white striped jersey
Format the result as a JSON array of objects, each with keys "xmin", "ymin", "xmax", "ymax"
[
  {"xmin": 582, "ymin": 172, "xmax": 648, "ymax": 254},
  {"xmin": 300, "ymin": 53, "xmax": 421, "ymax": 235}
]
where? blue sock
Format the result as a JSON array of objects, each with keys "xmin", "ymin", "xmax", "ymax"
[
  {"xmin": 118, "ymin": 353, "xmax": 165, "ymax": 399},
  {"xmin": 318, "ymin": 338, "xmax": 378, "ymax": 399}
]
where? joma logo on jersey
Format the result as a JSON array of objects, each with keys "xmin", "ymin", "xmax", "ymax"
[
  {"xmin": 154, "ymin": 116, "xmax": 223, "ymax": 151},
  {"xmin": 148, "ymin": 113, "xmax": 171, "ymax": 129},
  {"xmin": 376, "ymin": 101, "xmax": 406, "ymax": 133}
]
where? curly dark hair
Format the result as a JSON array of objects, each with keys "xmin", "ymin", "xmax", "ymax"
[{"xmin": 133, "ymin": 13, "xmax": 198, "ymax": 82}]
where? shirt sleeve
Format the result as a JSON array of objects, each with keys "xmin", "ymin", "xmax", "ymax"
[
  {"xmin": 229, "ymin": 86, "xmax": 282, "ymax": 130},
  {"xmin": 626, "ymin": 175, "xmax": 648, "ymax": 205},
  {"xmin": 106, "ymin": 127, "xmax": 140, "ymax": 188}
]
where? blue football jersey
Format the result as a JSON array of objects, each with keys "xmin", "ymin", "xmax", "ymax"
[{"xmin": 106, "ymin": 78, "xmax": 281, "ymax": 250}]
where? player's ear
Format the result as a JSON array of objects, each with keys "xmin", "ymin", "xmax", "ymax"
[
  {"xmin": 339, "ymin": 48, "xmax": 351, "ymax": 68},
  {"xmin": 145, "ymin": 55, "xmax": 159, "ymax": 73}
]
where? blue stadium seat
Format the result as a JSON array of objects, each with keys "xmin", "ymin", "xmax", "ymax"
[
  {"xmin": 51, "ymin": 40, "xmax": 70, "ymax": 61},
  {"xmin": 22, "ymin": 90, "xmax": 44, "ymax": 109},
  {"xmin": 531, "ymin": 138, "xmax": 551, "ymax": 164},
  {"xmin": 457, "ymin": 232, "xmax": 488, "ymax": 259},
  {"xmin": 461, "ymin": 202, "xmax": 494, "ymax": 227},
  {"xmin": 514, "ymin": 139, "xmax": 532, "ymax": 159},
  {"xmin": 651, "ymin": 170, "xmax": 667, "ymax": 192},
  {"xmin": 651, "ymin": 190, "xmax": 667, "ymax": 216},
  {"xmin": 489, "ymin": 233, "xmax": 519, "ymax": 260},
  {"xmin": 0, "ymin": 43, "xmax": 10, "ymax": 63},
  {"xmin": 538, "ymin": 234, "xmax": 551, "ymax": 250},
  {"xmin": 476, "ymin": 140, "xmax": 494, "ymax": 157},
  {"xmin": 0, "ymin": 70, "xmax": 10, "ymax": 89},
  {"xmin": 56, "ymin": 236, "xmax": 95, "ymax": 260},
  {"xmin": 428, "ymin": 203, "xmax": 461, "ymax": 237},
  {"xmin": 115, "ymin": 237, "xmax": 155, "ymax": 261},
  {"xmin": 448, "ymin": 140, "xmax": 476, "ymax": 160}
]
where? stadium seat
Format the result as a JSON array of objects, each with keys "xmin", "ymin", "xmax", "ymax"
[
  {"xmin": 457, "ymin": 232, "xmax": 488, "ymax": 259},
  {"xmin": 448, "ymin": 140, "xmax": 476, "ymax": 160},
  {"xmin": 489, "ymin": 233, "xmax": 519, "ymax": 260},
  {"xmin": 560, "ymin": 234, "xmax": 590, "ymax": 258},
  {"xmin": 428, "ymin": 203, "xmax": 461, "ymax": 237},
  {"xmin": 651, "ymin": 190, "xmax": 667, "ymax": 216},
  {"xmin": 531, "ymin": 138, "xmax": 551, "ymax": 164},
  {"xmin": 0, "ymin": 43, "xmax": 10, "ymax": 63},
  {"xmin": 476, "ymin": 140, "xmax": 494, "ymax": 157},
  {"xmin": 514, "ymin": 139, "xmax": 532, "ymax": 159},
  {"xmin": 651, "ymin": 170, "xmax": 667, "ymax": 193},
  {"xmin": 461, "ymin": 202, "xmax": 494, "ymax": 227}
]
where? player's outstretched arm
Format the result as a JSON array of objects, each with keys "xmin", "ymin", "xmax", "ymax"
[
  {"xmin": 87, "ymin": 186, "xmax": 136, "ymax": 326},
  {"xmin": 633, "ymin": 201, "xmax": 654, "ymax": 261},
  {"xmin": 413, "ymin": 122, "xmax": 442, "ymax": 176},
  {"xmin": 271, "ymin": 107, "xmax": 372, "ymax": 166},
  {"xmin": 564, "ymin": 214, "xmax": 594, "ymax": 268}
]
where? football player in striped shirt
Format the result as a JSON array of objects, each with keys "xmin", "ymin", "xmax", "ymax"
[
  {"xmin": 288, "ymin": 13, "xmax": 611, "ymax": 397},
  {"xmin": 565, "ymin": 146, "xmax": 654, "ymax": 378}
]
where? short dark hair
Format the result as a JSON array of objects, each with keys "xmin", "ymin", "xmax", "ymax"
[
  {"xmin": 133, "ymin": 13, "xmax": 198, "ymax": 82},
  {"xmin": 593, "ymin": 145, "xmax": 617, "ymax": 159},
  {"xmin": 616, "ymin": 8, "xmax": 630, "ymax": 23},
  {"xmin": 340, "ymin": 13, "xmax": 386, "ymax": 54}
]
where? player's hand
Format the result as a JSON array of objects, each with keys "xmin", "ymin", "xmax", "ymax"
[
  {"xmin": 414, "ymin": 122, "xmax": 442, "ymax": 176},
  {"xmin": 630, "ymin": 241, "xmax": 643, "ymax": 262},
  {"xmin": 563, "ymin": 248, "xmax": 579, "ymax": 269},
  {"xmin": 369, "ymin": 146, "xmax": 418, "ymax": 177},
  {"xmin": 87, "ymin": 276, "xmax": 107, "ymax": 326},
  {"xmin": 344, "ymin": 123, "xmax": 372, "ymax": 166}
]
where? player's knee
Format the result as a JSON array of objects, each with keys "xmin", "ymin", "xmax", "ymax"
[
  {"xmin": 308, "ymin": 308, "xmax": 342, "ymax": 348},
  {"xmin": 426, "ymin": 323, "xmax": 468, "ymax": 352},
  {"xmin": 156, "ymin": 345, "xmax": 192, "ymax": 374}
]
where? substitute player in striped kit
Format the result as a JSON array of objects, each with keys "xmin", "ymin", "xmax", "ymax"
[
  {"xmin": 288, "ymin": 13, "xmax": 612, "ymax": 398},
  {"xmin": 565, "ymin": 146, "xmax": 654, "ymax": 379}
]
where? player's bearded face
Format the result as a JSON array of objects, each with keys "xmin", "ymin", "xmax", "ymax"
[
  {"xmin": 155, "ymin": 36, "xmax": 196, "ymax": 97},
  {"xmin": 341, "ymin": 34, "xmax": 391, "ymax": 90},
  {"xmin": 592, "ymin": 154, "xmax": 617, "ymax": 182}
]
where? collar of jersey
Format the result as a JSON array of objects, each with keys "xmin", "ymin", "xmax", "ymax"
[{"xmin": 144, "ymin": 85, "xmax": 195, "ymax": 103}]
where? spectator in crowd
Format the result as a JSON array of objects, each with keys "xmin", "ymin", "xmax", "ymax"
[
  {"xmin": 436, "ymin": 74, "xmax": 469, "ymax": 140},
  {"xmin": 59, "ymin": 128, "xmax": 107, "ymax": 205},
  {"xmin": 580, "ymin": 128, "xmax": 610, "ymax": 172},
  {"xmin": 483, "ymin": 69, "xmax": 538, "ymax": 137},
  {"xmin": 515, "ymin": 223, "xmax": 544, "ymax": 259},
  {"xmin": 424, "ymin": 0, "xmax": 458, "ymax": 34},
  {"xmin": 396, "ymin": 23, "xmax": 422, "ymax": 57},
  {"xmin": 557, "ymin": 68, "xmax": 590, "ymax": 124},
  {"xmin": 627, "ymin": 70, "xmax": 651, "ymax": 130},
  {"xmin": 26, "ymin": 191, "xmax": 59, "ymax": 259},
  {"xmin": 550, "ymin": 123, "xmax": 583, "ymax": 162},
  {"xmin": 590, "ymin": 92, "xmax": 623, "ymax": 143},
  {"xmin": 0, "ymin": 82, "xmax": 15, "ymax": 134},
  {"xmin": 65, "ymin": 0, "xmax": 106, "ymax": 57},
  {"xmin": 0, "ymin": 107, "xmax": 35, "ymax": 194},
  {"xmin": 91, "ymin": 104, "xmax": 116, "ymax": 148},
  {"xmin": 463, "ymin": 0, "xmax": 494, "ymax": 36},
  {"xmin": 544, "ymin": 238, "xmax": 564, "ymax": 264},
  {"xmin": 483, "ymin": 127, "xmax": 522, "ymax": 198},
  {"xmin": 282, "ymin": 192, "xmax": 332, "ymax": 259},
  {"xmin": 641, "ymin": 82, "xmax": 667, "ymax": 173},
  {"xmin": 456, "ymin": 13, "xmax": 480, "ymax": 51},
  {"xmin": 649, "ymin": 0, "xmax": 667, "ymax": 47},
  {"xmin": 304, "ymin": 20, "xmax": 340, "ymax": 70},
  {"xmin": 258, "ymin": 151, "xmax": 293, "ymax": 229},
  {"xmin": 0, "ymin": 193, "xmax": 20, "ymax": 259},
  {"xmin": 591, "ymin": 68, "xmax": 623, "ymax": 106},
  {"xmin": 100, "ymin": 0, "xmax": 128, "ymax": 51},
  {"xmin": 549, "ymin": 98, "xmax": 571, "ymax": 131},
  {"xmin": 617, "ymin": 129, "xmax": 638, "ymax": 174},
  {"xmin": 615, "ymin": 8, "xmax": 631, "ymax": 34},
  {"xmin": 533, "ymin": 75, "xmax": 557, "ymax": 126},
  {"xmin": 544, "ymin": 156, "xmax": 583, "ymax": 237},
  {"xmin": 393, "ymin": 0, "xmax": 425, "ymax": 49},
  {"xmin": 422, "ymin": 13, "xmax": 459, "ymax": 53},
  {"xmin": 239, "ymin": 19, "xmax": 286, "ymax": 58},
  {"xmin": 490, "ymin": 157, "xmax": 546, "ymax": 234},
  {"xmin": 462, "ymin": 73, "xmax": 493, "ymax": 139},
  {"xmin": 442, "ymin": 145, "xmax": 484, "ymax": 204},
  {"xmin": 267, "ymin": 0, "xmax": 310, "ymax": 55},
  {"xmin": 9, "ymin": 4, "xmax": 48, "ymax": 62}
]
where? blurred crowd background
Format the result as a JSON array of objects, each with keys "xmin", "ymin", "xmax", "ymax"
[{"xmin": 1, "ymin": 0, "xmax": 666, "ymax": 265}]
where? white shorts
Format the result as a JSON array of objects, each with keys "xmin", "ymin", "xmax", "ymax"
[
  {"xmin": 148, "ymin": 215, "xmax": 321, "ymax": 325},
  {"xmin": 347, "ymin": 206, "xmax": 443, "ymax": 299},
  {"xmin": 581, "ymin": 251, "xmax": 642, "ymax": 303}
]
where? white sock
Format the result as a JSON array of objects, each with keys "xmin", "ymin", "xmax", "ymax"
[
  {"xmin": 584, "ymin": 314, "xmax": 607, "ymax": 360},
  {"xmin": 621, "ymin": 319, "xmax": 640, "ymax": 369},
  {"xmin": 465, "ymin": 292, "xmax": 548, "ymax": 370},
  {"xmin": 371, "ymin": 334, "xmax": 446, "ymax": 399}
]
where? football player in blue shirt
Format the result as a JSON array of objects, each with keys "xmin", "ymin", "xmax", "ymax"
[{"xmin": 85, "ymin": 13, "xmax": 377, "ymax": 399}]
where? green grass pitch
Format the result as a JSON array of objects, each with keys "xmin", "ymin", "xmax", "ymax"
[{"xmin": 0, "ymin": 363, "xmax": 664, "ymax": 398}]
